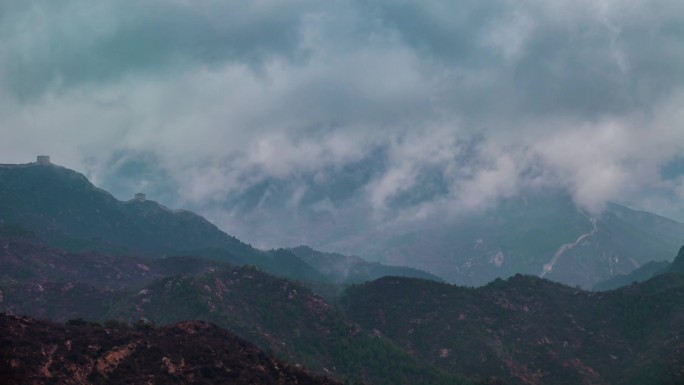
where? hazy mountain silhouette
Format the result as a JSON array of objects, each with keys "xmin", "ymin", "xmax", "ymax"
[
  {"xmin": 0, "ymin": 161, "xmax": 440, "ymax": 287},
  {"xmin": 327, "ymin": 195, "xmax": 684, "ymax": 288}
]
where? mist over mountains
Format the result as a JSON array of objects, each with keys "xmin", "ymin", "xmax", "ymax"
[
  {"xmin": 3, "ymin": 1, "xmax": 684, "ymax": 383},
  {"xmin": 0, "ymin": 161, "xmax": 436, "ymax": 289},
  {"xmin": 191, "ymin": 180, "xmax": 684, "ymax": 288},
  {"xmin": 4, "ymin": 160, "xmax": 683, "ymax": 288},
  {"xmin": 2, "ymin": 160, "xmax": 684, "ymax": 384},
  {"xmin": 3, "ymin": 0, "xmax": 684, "ymax": 289},
  {"xmin": 3, "ymin": 0, "xmax": 684, "ymax": 261}
]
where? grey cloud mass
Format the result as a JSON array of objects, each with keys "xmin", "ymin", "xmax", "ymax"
[
  {"xmin": 1, "ymin": 0, "xmax": 684, "ymax": 249},
  {"xmin": 1, "ymin": 1, "xmax": 313, "ymax": 97}
]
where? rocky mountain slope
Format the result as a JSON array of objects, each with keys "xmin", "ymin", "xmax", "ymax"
[
  {"xmin": 341, "ymin": 272, "xmax": 684, "ymax": 385},
  {"xmin": 0, "ymin": 235, "xmax": 473, "ymax": 385},
  {"xmin": 103, "ymin": 266, "xmax": 477, "ymax": 385},
  {"xmin": 11, "ymin": 235, "xmax": 684, "ymax": 384},
  {"xmin": 0, "ymin": 313, "xmax": 342, "ymax": 385}
]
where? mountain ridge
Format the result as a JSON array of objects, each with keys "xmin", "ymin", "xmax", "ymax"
[
  {"xmin": 341, "ymin": 271, "xmax": 684, "ymax": 384},
  {"xmin": 0, "ymin": 161, "xmax": 441, "ymax": 288},
  {"xmin": 0, "ymin": 246, "xmax": 476, "ymax": 385}
]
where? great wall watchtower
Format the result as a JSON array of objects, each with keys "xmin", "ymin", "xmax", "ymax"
[{"xmin": 36, "ymin": 155, "xmax": 51, "ymax": 165}]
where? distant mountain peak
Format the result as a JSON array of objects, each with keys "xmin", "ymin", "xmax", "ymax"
[{"xmin": 670, "ymin": 245, "xmax": 684, "ymax": 273}]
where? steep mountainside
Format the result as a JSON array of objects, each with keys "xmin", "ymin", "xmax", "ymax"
[
  {"xmin": 0, "ymin": 162, "xmax": 441, "ymax": 287},
  {"xmin": 0, "ymin": 313, "xmax": 341, "ymax": 385},
  {"xmin": 329, "ymin": 194, "xmax": 684, "ymax": 288},
  {"xmin": 0, "ymin": 163, "xmax": 255, "ymax": 258},
  {"xmin": 341, "ymin": 274, "xmax": 684, "ymax": 385}
]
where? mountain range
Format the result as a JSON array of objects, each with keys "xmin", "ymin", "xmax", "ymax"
[
  {"xmin": 341, "ymin": 271, "xmax": 684, "ymax": 384},
  {"xmin": 0, "ymin": 161, "xmax": 437, "ymax": 290},
  {"xmin": 4, "ymin": 161, "xmax": 684, "ymax": 290},
  {"xmin": 0, "ymin": 235, "xmax": 473, "ymax": 385},
  {"xmin": 172, "ymin": 166, "xmax": 684, "ymax": 289},
  {"xmin": 2, "ymin": 160, "xmax": 684, "ymax": 384}
]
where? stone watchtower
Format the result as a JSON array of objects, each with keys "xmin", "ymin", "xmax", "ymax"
[
  {"xmin": 135, "ymin": 193, "xmax": 146, "ymax": 202},
  {"xmin": 37, "ymin": 155, "xmax": 51, "ymax": 165}
]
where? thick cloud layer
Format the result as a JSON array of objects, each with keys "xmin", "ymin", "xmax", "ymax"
[{"xmin": 1, "ymin": 0, "xmax": 684, "ymax": 247}]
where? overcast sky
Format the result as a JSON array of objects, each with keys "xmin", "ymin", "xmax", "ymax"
[{"xmin": 2, "ymin": 0, "xmax": 684, "ymax": 245}]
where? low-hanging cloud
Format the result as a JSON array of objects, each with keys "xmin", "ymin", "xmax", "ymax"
[{"xmin": 1, "ymin": 0, "xmax": 684, "ymax": 247}]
